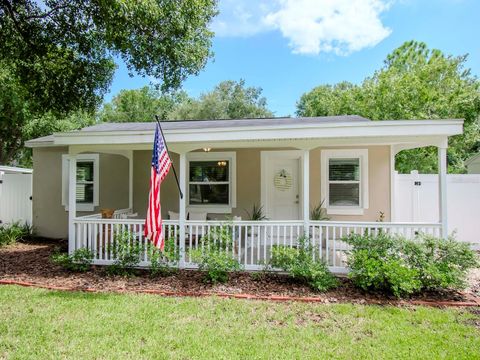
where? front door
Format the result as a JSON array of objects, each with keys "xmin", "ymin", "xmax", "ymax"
[{"xmin": 262, "ymin": 152, "xmax": 302, "ymax": 220}]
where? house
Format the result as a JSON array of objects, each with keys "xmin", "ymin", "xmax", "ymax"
[
  {"xmin": 466, "ymin": 153, "xmax": 480, "ymax": 174},
  {"xmin": 0, "ymin": 165, "xmax": 33, "ymax": 226},
  {"xmin": 26, "ymin": 115, "xmax": 463, "ymax": 272}
]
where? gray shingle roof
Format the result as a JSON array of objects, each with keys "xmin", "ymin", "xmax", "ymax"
[{"xmin": 79, "ymin": 115, "xmax": 371, "ymax": 132}]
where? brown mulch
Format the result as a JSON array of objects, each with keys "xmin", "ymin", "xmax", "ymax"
[{"xmin": 1, "ymin": 239, "xmax": 479, "ymax": 306}]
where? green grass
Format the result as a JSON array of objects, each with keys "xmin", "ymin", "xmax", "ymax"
[{"xmin": 1, "ymin": 286, "xmax": 479, "ymax": 359}]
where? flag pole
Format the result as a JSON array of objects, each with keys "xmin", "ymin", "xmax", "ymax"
[{"xmin": 155, "ymin": 115, "xmax": 183, "ymax": 199}]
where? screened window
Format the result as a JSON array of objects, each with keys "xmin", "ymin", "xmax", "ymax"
[
  {"xmin": 62, "ymin": 154, "xmax": 99, "ymax": 211},
  {"xmin": 328, "ymin": 158, "xmax": 360, "ymax": 207},
  {"xmin": 321, "ymin": 149, "xmax": 368, "ymax": 215},
  {"xmin": 186, "ymin": 152, "xmax": 236, "ymax": 213},
  {"xmin": 189, "ymin": 160, "xmax": 230, "ymax": 205},
  {"xmin": 76, "ymin": 161, "xmax": 95, "ymax": 204}
]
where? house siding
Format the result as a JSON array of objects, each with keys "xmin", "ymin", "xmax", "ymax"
[
  {"xmin": 32, "ymin": 148, "xmax": 129, "ymax": 238},
  {"xmin": 133, "ymin": 146, "xmax": 391, "ymax": 221},
  {"xmin": 33, "ymin": 145, "xmax": 391, "ymax": 239}
]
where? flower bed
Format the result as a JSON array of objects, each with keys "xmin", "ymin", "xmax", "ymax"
[{"xmin": 1, "ymin": 239, "xmax": 479, "ymax": 306}]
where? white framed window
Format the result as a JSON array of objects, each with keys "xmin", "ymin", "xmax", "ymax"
[
  {"xmin": 186, "ymin": 152, "xmax": 236, "ymax": 214},
  {"xmin": 62, "ymin": 154, "xmax": 99, "ymax": 212},
  {"xmin": 321, "ymin": 149, "xmax": 368, "ymax": 215}
]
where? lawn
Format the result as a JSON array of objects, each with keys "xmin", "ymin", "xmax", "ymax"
[{"xmin": 0, "ymin": 286, "xmax": 479, "ymax": 359}]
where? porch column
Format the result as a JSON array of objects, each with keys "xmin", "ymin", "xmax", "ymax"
[
  {"xmin": 438, "ymin": 146, "xmax": 448, "ymax": 238},
  {"xmin": 179, "ymin": 153, "xmax": 186, "ymax": 267},
  {"xmin": 303, "ymin": 150, "xmax": 310, "ymax": 236},
  {"xmin": 128, "ymin": 150, "xmax": 133, "ymax": 210},
  {"xmin": 68, "ymin": 154, "xmax": 77, "ymax": 255}
]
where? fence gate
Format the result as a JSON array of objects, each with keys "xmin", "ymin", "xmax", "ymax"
[
  {"xmin": 0, "ymin": 172, "xmax": 32, "ymax": 226},
  {"xmin": 394, "ymin": 171, "xmax": 480, "ymax": 249}
]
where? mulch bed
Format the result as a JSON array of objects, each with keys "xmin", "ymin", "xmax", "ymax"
[{"xmin": 1, "ymin": 239, "xmax": 480, "ymax": 307}]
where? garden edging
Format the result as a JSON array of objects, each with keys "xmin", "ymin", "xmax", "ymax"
[{"xmin": 1, "ymin": 279, "xmax": 479, "ymax": 308}]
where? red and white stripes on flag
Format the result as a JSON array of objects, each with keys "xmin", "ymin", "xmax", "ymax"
[{"xmin": 144, "ymin": 123, "xmax": 171, "ymax": 250}]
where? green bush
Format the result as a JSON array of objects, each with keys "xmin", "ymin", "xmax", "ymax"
[
  {"xmin": 403, "ymin": 234, "xmax": 478, "ymax": 290},
  {"xmin": 189, "ymin": 224, "xmax": 241, "ymax": 284},
  {"xmin": 107, "ymin": 230, "xmax": 142, "ymax": 276},
  {"xmin": 148, "ymin": 237, "xmax": 180, "ymax": 277},
  {"xmin": 344, "ymin": 232, "xmax": 479, "ymax": 297},
  {"xmin": 270, "ymin": 236, "xmax": 338, "ymax": 292},
  {"xmin": 0, "ymin": 222, "xmax": 32, "ymax": 246},
  {"xmin": 51, "ymin": 248, "xmax": 94, "ymax": 272}
]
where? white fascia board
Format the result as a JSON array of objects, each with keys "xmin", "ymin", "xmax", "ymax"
[
  {"xmin": 25, "ymin": 140, "xmax": 56, "ymax": 148},
  {"xmin": 51, "ymin": 120, "xmax": 464, "ymax": 146}
]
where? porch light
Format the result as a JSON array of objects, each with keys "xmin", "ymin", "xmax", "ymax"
[
  {"xmin": 203, "ymin": 147, "xmax": 211, "ymax": 152},
  {"xmin": 217, "ymin": 160, "xmax": 227, "ymax": 167}
]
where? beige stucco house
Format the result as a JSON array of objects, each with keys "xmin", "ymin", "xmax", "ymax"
[{"xmin": 26, "ymin": 116, "xmax": 463, "ymax": 272}]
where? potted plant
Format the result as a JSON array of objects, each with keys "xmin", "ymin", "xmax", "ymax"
[
  {"xmin": 245, "ymin": 204, "xmax": 267, "ymax": 221},
  {"xmin": 310, "ymin": 200, "xmax": 329, "ymax": 221},
  {"xmin": 244, "ymin": 204, "xmax": 267, "ymax": 237},
  {"xmin": 309, "ymin": 200, "xmax": 329, "ymax": 247}
]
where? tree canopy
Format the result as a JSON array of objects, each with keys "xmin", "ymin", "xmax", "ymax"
[
  {"xmin": 168, "ymin": 79, "xmax": 274, "ymax": 120},
  {"xmin": 100, "ymin": 87, "xmax": 188, "ymax": 123},
  {"xmin": 100, "ymin": 80, "xmax": 274, "ymax": 122},
  {"xmin": 0, "ymin": 0, "xmax": 218, "ymax": 165},
  {"xmin": 297, "ymin": 41, "xmax": 480, "ymax": 173}
]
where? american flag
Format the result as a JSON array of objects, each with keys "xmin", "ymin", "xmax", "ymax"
[{"xmin": 144, "ymin": 123, "xmax": 171, "ymax": 250}]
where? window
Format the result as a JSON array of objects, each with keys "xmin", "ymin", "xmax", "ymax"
[
  {"xmin": 62, "ymin": 154, "xmax": 99, "ymax": 211},
  {"xmin": 187, "ymin": 152, "xmax": 236, "ymax": 213},
  {"xmin": 321, "ymin": 150, "xmax": 368, "ymax": 215}
]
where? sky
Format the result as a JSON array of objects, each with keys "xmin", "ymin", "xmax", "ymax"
[{"xmin": 104, "ymin": 0, "xmax": 480, "ymax": 117}]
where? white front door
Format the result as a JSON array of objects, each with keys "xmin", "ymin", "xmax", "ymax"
[{"xmin": 262, "ymin": 152, "xmax": 302, "ymax": 220}]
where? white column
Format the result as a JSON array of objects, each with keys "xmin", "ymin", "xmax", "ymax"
[
  {"xmin": 179, "ymin": 153, "xmax": 186, "ymax": 267},
  {"xmin": 389, "ymin": 145, "xmax": 396, "ymax": 221},
  {"xmin": 68, "ymin": 154, "xmax": 77, "ymax": 254},
  {"xmin": 303, "ymin": 150, "xmax": 310, "ymax": 236},
  {"xmin": 128, "ymin": 150, "xmax": 134, "ymax": 210},
  {"xmin": 438, "ymin": 146, "xmax": 448, "ymax": 238}
]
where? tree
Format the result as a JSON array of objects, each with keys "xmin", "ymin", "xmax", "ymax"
[
  {"xmin": 0, "ymin": 0, "xmax": 217, "ymax": 164},
  {"xmin": 100, "ymin": 86, "xmax": 188, "ymax": 123},
  {"xmin": 297, "ymin": 41, "xmax": 480, "ymax": 173},
  {"xmin": 168, "ymin": 79, "xmax": 274, "ymax": 120}
]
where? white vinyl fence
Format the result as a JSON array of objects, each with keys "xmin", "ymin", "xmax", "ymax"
[
  {"xmin": 394, "ymin": 171, "xmax": 480, "ymax": 249},
  {"xmin": 0, "ymin": 172, "xmax": 32, "ymax": 226}
]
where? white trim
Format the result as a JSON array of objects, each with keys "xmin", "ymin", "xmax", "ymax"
[
  {"xmin": 261, "ymin": 150, "xmax": 304, "ymax": 220},
  {"xmin": 0, "ymin": 166, "xmax": 32, "ymax": 174},
  {"xmin": 68, "ymin": 155, "xmax": 76, "ymax": 254},
  {"xmin": 321, "ymin": 149, "xmax": 368, "ymax": 216},
  {"xmin": 27, "ymin": 119, "xmax": 463, "ymax": 148},
  {"xmin": 127, "ymin": 150, "xmax": 133, "ymax": 210},
  {"xmin": 62, "ymin": 154, "xmax": 99, "ymax": 212},
  {"xmin": 390, "ymin": 145, "xmax": 395, "ymax": 221},
  {"xmin": 186, "ymin": 151, "xmax": 236, "ymax": 214},
  {"xmin": 303, "ymin": 150, "xmax": 310, "ymax": 229},
  {"xmin": 438, "ymin": 147, "xmax": 448, "ymax": 238},
  {"xmin": 179, "ymin": 153, "xmax": 186, "ymax": 266}
]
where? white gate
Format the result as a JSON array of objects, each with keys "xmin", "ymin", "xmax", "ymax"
[
  {"xmin": 0, "ymin": 172, "xmax": 33, "ymax": 226},
  {"xmin": 394, "ymin": 171, "xmax": 480, "ymax": 248}
]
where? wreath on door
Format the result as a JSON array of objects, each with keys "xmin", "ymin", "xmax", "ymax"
[{"xmin": 273, "ymin": 169, "xmax": 292, "ymax": 191}]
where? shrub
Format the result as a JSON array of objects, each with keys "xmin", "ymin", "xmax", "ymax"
[
  {"xmin": 189, "ymin": 224, "xmax": 241, "ymax": 284},
  {"xmin": 344, "ymin": 232, "xmax": 478, "ymax": 297},
  {"xmin": 51, "ymin": 248, "xmax": 94, "ymax": 272},
  {"xmin": 148, "ymin": 237, "xmax": 180, "ymax": 277},
  {"xmin": 107, "ymin": 230, "xmax": 142, "ymax": 276},
  {"xmin": 0, "ymin": 222, "xmax": 32, "ymax": 246},
  {"xmin": 403, "ymin": 234, "xmax": 478, "ymax": 290},
  {"xmin": 270, "ymin": 236, "xmax": 338, "ymax": 292}
]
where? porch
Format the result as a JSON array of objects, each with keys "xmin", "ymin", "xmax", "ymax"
[
  {"xmin": 72, "ymin": 209, "xmax": 441, "ymax": 273},
  {"xmin": 51, "ymin": 117, "xmax": 462, "ymax": 273}
]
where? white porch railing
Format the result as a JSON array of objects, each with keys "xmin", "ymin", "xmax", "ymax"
[{"xmin": 72, "ymin": 217, "xmax": 442, "ymax": 273}]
